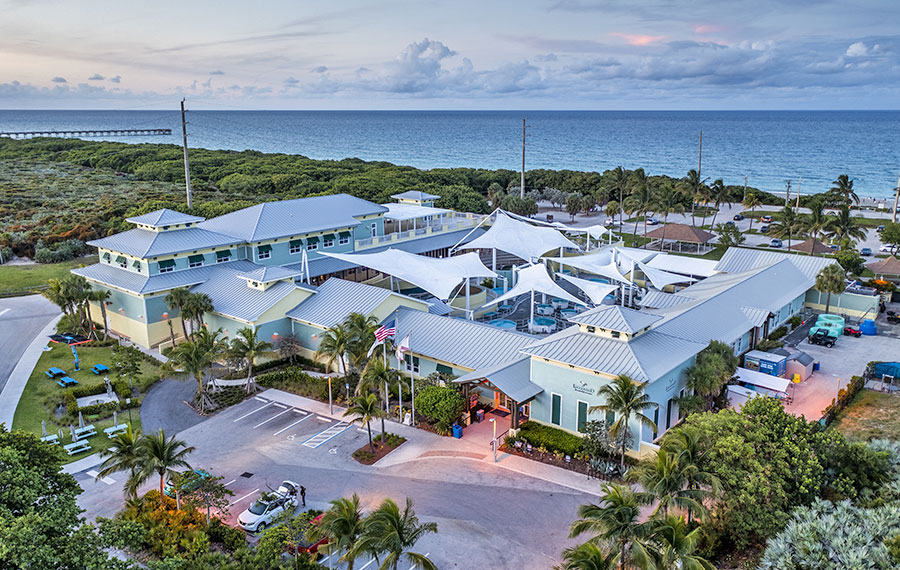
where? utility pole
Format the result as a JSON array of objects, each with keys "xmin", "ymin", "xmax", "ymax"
[
  {"xmin": 785, "ymin": 180, "xmax": 791, "ymax": 207},
  {"xmin": 697, "ymin": 131, "xmax": 702, "ymax": 179},
  {"xmin": 743, "ymin": 175, "xmax": 748, "ymax": 202},
  {"xmin": 180, "ymin": 99, "xmax": 193, "ymax": 210},
  {"xmin": 520, "ymin": 118, "xmax": 526, "ymax": 199},
  {"xmin": 892, "ymin": 170, "xmax": 900, "ymax": 224}
]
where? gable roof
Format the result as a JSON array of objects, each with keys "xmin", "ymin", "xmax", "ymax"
[
  {"xmin": 88, "ymin": 227, "xmax": 240, "ymax": 258},
  {"xmin": 126, "ymin": 208, "xmax": 205, "ymax": 227},
  {"xmin": 454, "ymin": 358, "xmax": 543, "ymax": 403},
  {"xmin": 788, "ymin": 238, "xmax": 833, "ymax": 255},
  {"xmin": 393, "ymin": 307, "xmax": 537, "ymax": 371},
  {"xmin": 867, "ymin": 255, "xmax": 900, "ymax": 276},
  {"xmin": 286, "ymin": 278, "xmax": 422, "ymax": 329},
  {"xmin": 714, "ymin": 246, "xmax": 838, "ymax": 280},
  {"xmin": 198, "ymin": 194, "xmax": 387, "ymax": 242},
  {"xmin": 73, "ymin": 259, "xmax": 259, "ymax": 295},
  {"xmin": 644, "ymin": 223, "xmax": 715, "ymax": 243},
  {"xmin": 392, "ymin": 190, "xmax": 440, "ymax": 201},
  {"xmin": 568, "ymin": 305, "xmax": 662, "ymax": 333},
  {"xmin": 237, "ymin": 265, "xmax": 304, "ymax": 284},
  {"xmin": 190, "ymin": 265, "xmax": 312, "ymax": 322}
]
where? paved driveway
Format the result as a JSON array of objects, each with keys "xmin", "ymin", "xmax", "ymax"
[{"xmin": 0, "ymin": 295, "xmax": 60, "ymax": 394}]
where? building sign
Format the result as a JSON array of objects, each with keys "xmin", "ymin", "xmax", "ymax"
[{"xmin": 573, "ymin": 380, "xmax": 594, "ymax": 395}]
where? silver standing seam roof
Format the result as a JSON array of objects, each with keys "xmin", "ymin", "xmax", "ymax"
[
  {"xmin": 73, "ymin": 260, "xmax": 260, "ymax": 295},
  {"xmin": 454, "ymin": 358, "xmax": 543, "ymax": 403},
  {"xmin": 87, "ymin": 227, "xmax": 240, "ymax": 258},
  {"xmin": 286, "ymin": 278, "xmax": 423, "ymax": 329},
  {"xmin": 391, "ymin": 190, "xmax": 440, "ymax": 201},
  {"xmin": 237, "ymin": 266, "xmax": 305, "ymax": 284},
  {"xmin": 714, "ymin": 246, "xmax": 838, "ymax": 281},
  {"xmin": 568, "ymin": 305, "xmax": 663, "ymax": 333},
  {"xmin": 125, "ymin": 208, "xmax": 205, "ymax": 227},
  {"xmin": 393, "ymin": 307, "xmax": 537, "ymax": 372},
  {"xmin": 198, "ymin": 194, "xmax": 388, "ymax": 242},
  {"xmin": 190, "ymin": 265, "xmax": 313, "ymax": 323}
]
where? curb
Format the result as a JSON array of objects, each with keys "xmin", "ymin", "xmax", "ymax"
[{"xmin": 0, "ymin": 314, "xmax": 62, "ymax": 428}]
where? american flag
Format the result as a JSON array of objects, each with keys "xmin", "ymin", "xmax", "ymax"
[{"xmin": 375, "ymin": 321, "xmax": 395, "ymax": 342}]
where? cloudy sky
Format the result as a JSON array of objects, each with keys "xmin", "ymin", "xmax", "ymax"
[{"xmin": 1, "ymin": 0, "xmax": 898, "ymax": 109}]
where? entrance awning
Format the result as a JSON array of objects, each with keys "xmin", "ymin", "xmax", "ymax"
[
  {"xmin": 454, "ymin": 358, "xmax": 542, "ymax": 403},
  {"xmin": 735, "ymin": 366, "xmax": 790, "ymax": 394}
]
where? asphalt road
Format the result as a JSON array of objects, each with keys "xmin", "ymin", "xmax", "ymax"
[
  {"xmin": 0, "ymin": 294, "xmax": 60, "ymax": 394},
  {"xmin": 140, "ymin": 378, "xmax": 205, "ymax": 435},
  {"xmin": 76, "ymin": 394, "xmax": 596, "ymax": 568}
]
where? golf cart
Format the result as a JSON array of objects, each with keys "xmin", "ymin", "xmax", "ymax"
[{"xmin": 808, "ymin": 329, "xmax": 836, "ymax": 348}]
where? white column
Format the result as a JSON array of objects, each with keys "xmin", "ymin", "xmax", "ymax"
[{"xmin": 465, "ymin": 277, "xmax": 471, "ymax": 318}]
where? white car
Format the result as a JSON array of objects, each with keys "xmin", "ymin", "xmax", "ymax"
[
  {"xmin": 237, "ymin": 481, "xmax": 299, "ymax": 533},
  {"xmin": 881, "ymin": 244, "xmax": 894, "ymax": 253}
]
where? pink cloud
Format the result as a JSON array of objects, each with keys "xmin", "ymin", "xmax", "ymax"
[
  {"xmin": 694, "ymin": 24, "xmax": 722, "ymax": 35},
  {"xmin": 609, "ymin": 32, "xmax": 666, "ymax": 46}
]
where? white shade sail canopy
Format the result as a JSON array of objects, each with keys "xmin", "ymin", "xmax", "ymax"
[
  {"xmin": 638, "ymin": 262, "xmax": 697, "ymax": 289},
  {"xmin": 485, "ymin": 263, "xmax": 587, "ymax": 308},
  {"xmin": 320, "ymin": 250, "xmax": 496, "ymax": 300},
  {"xmin": 584, "ymin": 225, "xmax": 612, "ymax": 239},
  {"xmin": 558, "ymin": 274, "xmax": 620, "ymax": 304},
  {"xmin": 460, "ymin": 211, "xmax": 580, "ymax": 262}
]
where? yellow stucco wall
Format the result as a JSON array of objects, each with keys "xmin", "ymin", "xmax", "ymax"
[
  {"xmin": 254, "ymin": 288, "xmax": 316, "ymax": 324},
  {"xmin": 89, "ymin": 302, "xmax": 182, "ymax": 348}
]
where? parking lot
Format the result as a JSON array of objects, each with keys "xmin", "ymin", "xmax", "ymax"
[{"xmin": 74, "ymin": 389, "xmax": 597, "ymax": 568}]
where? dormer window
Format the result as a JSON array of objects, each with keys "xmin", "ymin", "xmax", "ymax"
[
  {"xmin": 611, "ymin": 331, "xmax": 621, "ymax": 339},
  {"xmin": 116, "ymin": 255, "xmax": 127, "ymax": 268}
]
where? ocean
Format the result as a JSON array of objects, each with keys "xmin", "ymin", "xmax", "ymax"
[{"xmin": 1, "ymin": 110, "xmax": 898, "ymax": 199}]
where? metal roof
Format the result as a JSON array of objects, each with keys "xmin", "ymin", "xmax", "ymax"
[
  {"xmin": 237, "ymin": 266, "xmax": 305, "ymax": 284},
  {"xmin": 383, "ymin": 203, "xmax": 450, "ymax": 221},
  {"xmin": 393, "ymin": 307, "xmax": 537, "ymax": 371},
  {"xmin": 391, "ymin": 190, "xmax": 440, "ymax": 201},
  {"xmin": 454, "ymin": 358, "xmax": 543, "ymax": 402},
  {"xmin": 285, "ymin": 278, "xmax": 414, "ymax": 328},
  {"xmin": 639, "ymin": 290, "xmax": 695, "ymax": 310},
  {"xmin": 190, "ymin": 267, "xmax": 309, "ymax": 323},
  {"xmin": 73, "ymin": 259, "xmax": 260, "ymax": 295},
  {"xmin": 523, "ymin": 326, "xmax": 705, "ymax": 383},
  {"xmin": 568, "ymin": 305, "xmax": 662, "ymax": 333},
  {"xmin": 714, "ymin": 247, "xmax": 838, "ymax": 281},
  {"xmin": 88, "ymin": 227, "xmax": 240, "ymax": 258},
  {"xmin": 125, "ymin": 208, "xmax": 205, "ymax": 227},
  {"xmin": 197, "ymin": 194, "xmax": 388, "ymax": 242}
]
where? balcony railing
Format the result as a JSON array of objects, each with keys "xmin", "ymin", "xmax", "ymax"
[{"xmin": 355, "ymin": 214, "xmax": 482, "ymax": 250}]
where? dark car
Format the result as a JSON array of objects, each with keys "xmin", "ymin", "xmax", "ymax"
[
  {"xmin": 733, "ymin": 214, "xmax": 745, "ymax": 221},
  {"xmin": 878, "ymin": 224, "xmax": 886, "ymax": 232},
  {"xmin": 725, "ymin": 220, "xmax": 736, "ymax": 227},
  {"xmin": 861, "ymin": 247, "xmax": 873, "ymax": 256},
  {"xmin": 761, "ymin": 214, "xmax": 773, "ymax": 223},
  {"xmin": 759, "ymin": 224, "xmax": 770, "ymax": 234},
  {"xmin": 808, "ymin": 329, "xmax": 835, "ymax": 348},
  {"xmin": 843, "ymin": 326, "xmax": 862, "ymax": 337}
]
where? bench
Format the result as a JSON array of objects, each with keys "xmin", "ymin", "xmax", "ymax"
[
  {"xmin": 74, "ymin": 425, "xmax": 97, "ymax": 439},
  {"xmin": 91, "ymin": 364, "xmax": 110, "ymax": 375},
  {"xmin": 104, "ymin": 424, "xmax": 128, "ymax": 438},
  {"xmin": 56, "ymin": 376, "xmax": 78, "ymax": 388},
  {"xmin": 40, "ymin": 434, "xmax": 59, "ymax": 445},
  {"xmin": 64, "ymin": 441, "xmax": 91, "ymax": 455}
]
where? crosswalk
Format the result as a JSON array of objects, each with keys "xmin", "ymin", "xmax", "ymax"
[{"xmin": 301, "ymin": 421, "xmax": 352, "ymax": 448}]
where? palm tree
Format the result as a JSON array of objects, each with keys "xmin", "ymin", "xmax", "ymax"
[
  {"xmin": 90, "ymin": 289, "xmax": 112, "ymax": 339},
  {"xmin": 164, "ymin": 287, "xmax": 192, "ymax": 341},
  {"xmin": 362, "ymin": 355, "xmax": 395, "ymax": 444},
  {"xmin": 706, "ymin": 179, "xmax": 731, "ymax": 229},
  {"xmin": 313, "ymin": 494, "xmax": 365, "ymax": 570},
  {"xmin": 345, "ymin": 312, "xmax": 379, "ymax": 370},
  {"xmin": 605, "ymin": 166, "xmax": 630, "ymax": 227},
  {"xmin": 652, "ymin": 183, "xmax": 686, "ymax": 251},
  {"xmin": 815, "ymin": 264, "xmax": 847, "ymax": 313},
  {"xmin": 316, "ymin": 322, "xmax": 352, "ymax": 374},
  {"xmin": 661, "ymin": 427, "xmax": 721, "ymax": 524},
  {"xmin": 830, "ymin": 174, "xmax": 859, "ymax": 206},
  {"xmin": 800, "ymin": 197, "xmax": 831, "ymax": 249},
  {"xmin": 344, "ymin": 393, "xmax": 385, "ymax": 453},
  {"xmin": 569, "ymin": 483, "xmax": 652, "ymax": 570},
  {"xmin": 162, "ymin": 328, "xmax": 226, "ymax": 411},
  {"xmin": 181, "ymin": 292, "xmax": 213, "ymax": 338},
  {"xmin": 768, "ymin": 205, "xmax": 800, "ymax": 249},
  {"xmin": 129, "ymin": 429, "xmax": 194, "ymax": 507},
  {"xmin": 626, "ymin": 449, "xmax": 705, "ymax": 519},
  {"xmin": 97, "ymin": 426, "xmax": 143, "ymax": 497},
  {"xmin": 826, "ymin": 204, "xmax": 867, "ymax": 244},
  {"xmin": 357, "ymin": 497, "xmax": 438, "ymax": 570},
  {"xmin": 44, "ymin": 278, "xmax": 73, "ymax": 318},
  {"xmin": 645, "ymin": 514, "xmax": 715, "ymax": 570},
  {"xmin": 678, "ymin": 169, "xmax": 709, "ymax": 227},
  {"xmin": 742, "ymin": 192, "xmax": 762, "ymax": 234},
  {"xmin": 556, "ymin": 541, "xmax": 616, "ymax": 570},
  {"xmin": 590, "ymin": 375, "xmax": 658, "ymax": 468},
  {"xmin": 625, "ymin": 169, "xmax": 654, "ymax": 249},
  {"xmin": 228, "ymin": 326, "xmax": 276, "ymax": 393}
]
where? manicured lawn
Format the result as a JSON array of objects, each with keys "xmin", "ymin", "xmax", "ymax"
[
  {"xmin": 0, "ymin": 255, "xmax": 95, "ymax": 293},
  {"xmin": 832, "ymin": 389, "xmax": 900, "ymax": 442},
  {"xmin": 13, "ymin": 342, "xmax": 158, "ymax": 461}
]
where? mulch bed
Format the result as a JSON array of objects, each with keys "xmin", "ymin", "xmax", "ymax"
[
  {"xmin": 500, "ymin": 444, "xmax": 624, "ymax": 480},
  {"xmin": 352, "ymin": 439, "xmax": 405, "ymax": 465}
]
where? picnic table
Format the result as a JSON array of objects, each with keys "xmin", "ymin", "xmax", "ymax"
[
  {"xmin": 45, "ymin": 367, "xmax": 66, "ymax": 378},
  {"xmin": 56, "ymin": 376, "xmax": 78, "ymax": 388},
  {"xmin": 91, "ymin": 364, "xmax": 110, "ymax": 375},
  {"xmin": 104, "ymin": 424, "xmax": 129, "ymax": 438},
  {"xmin": 40, "ymin": 434, "xmax": 60, "ymax": 445},
  {"xmin": 74, "ymin": 424, "xmax": 97, "ymax": 439},
  {"xmin": 64, "ymin": 440, "xmax": 91, "ymax": 456}
]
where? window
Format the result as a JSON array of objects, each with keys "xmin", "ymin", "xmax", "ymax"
[
  {"xmin": 611, "ymin": 331, "xmax": 621, "ymax": 339},
  {"xmin": 436, "ymin": 363, "xmax": 453, "ymax": 375},
  {"xmin": 188, "ymin": 254, "xmax": 204, "ymax": 268},
  {"xmin": 322, "ymin": 234, "xmax": 335, "ymax": 248},
  {"xmin": 102, "ymin": 252, "xmax": 111, "ymax": 262},
  {"xmin": 370, "ymin": 223, "xmax": 377, "ymax": 237},
  {"xmin": 339, "ymin": 231, "xmax": 351, "ymax": 245},
  {"xmin": 652, "ymin": 408, "xmax": 659, "ymax": 440},
  {"xmin": 551, "ymin": 393, "xmax": 562, "ymax": 426},
  {"xmin": 606, "ymin": 410, "xmax": 615, "ymax": 428},
  {"xmin": 216, "ymin": 250, "xmax": 231, "ymax": 263},
  {"xmin": 404, "ymin": 356, "xmax": 420, "ymax": 374},
  {"xmin": 577, "ymin": 400, "xmax": 589, "ymax": 433},
  {"xmin": 158, "ymin": 259, "xmax": 175, "ymax": 273},
  {"xmin": 307, "ymin": 236, "xmax": 319, "ymax": 251},
  {"xmin": 289, "ymin": 239, "xmax": 303, "ymax": 254},
  {"xmin": 587, "ymin": 326, "xmax": 596, "ymax": 334},
  {"xmin": 257, "ymin": 244, "xmax": 272, "ymax": 260}
]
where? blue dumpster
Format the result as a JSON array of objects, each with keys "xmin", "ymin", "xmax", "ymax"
[
  {"xmin": 813, "ymin": 361, "xmax": 821, "ymax": 372},
  {"xmin": 452, "ymin": 424, "xmax": 463, "ymax": 439}
]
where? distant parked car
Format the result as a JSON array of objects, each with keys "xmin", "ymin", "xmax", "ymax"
[
  {"xmin": 881, "ymin": 244, "xmax": 893, "ymax": 253},
  {"xmin": 733, "ymin": 214, "xmax": 745, "ymax": 221},
  {"xmin": 288, "ymin": 514, "xmax": 329, "ymax": 555},
  {"xmin": 770, "ymin": 238, "xmax": 783, "ymax": 248},
  {"xmin": 877, "ymin": 224, "xmax": 886, "ymax": 232},
  {"xmin": 238, "ymin": 481, "xmax": 299, "ymax": 533},
  {"xmin": 808, "ymin": 329, "xmax": 835, "ymax": 348},
  {"xmin": 759, "ymin": 224, "xmax": 770, "ymax": 234},
  {"xmin": 164, "ymin": 469, "xmax": 211, "ymax": 498},
  {"xmin": 646, "ymin": 217, "xmax": 660, "ymax": 225},
  {"xmin": 861, "ymin": 247, "xmax": 873, "ymax": 256},
  {"xmin": 725, "ymin": 220, "xmax": 736, "ymax": 227},
  {"xmin": 761, "ymin": 215, "xmax": 773, "ymax": 223},
  {"xmin": 604, "ymin": 218, "xmax": 620, "ymax": 227}
]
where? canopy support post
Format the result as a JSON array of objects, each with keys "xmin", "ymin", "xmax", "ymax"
[
  {"xmin": 465, "ymin": 277, "xmax": 472, "ymax": 319},
  {"xmin": 530, "ymin": 288, "xmax": 535, "ymax": 331}
]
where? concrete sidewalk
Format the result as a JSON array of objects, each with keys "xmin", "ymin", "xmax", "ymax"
[{"xmin": 0, "ymin": 314, "xmax": 61, "ymax": 428}]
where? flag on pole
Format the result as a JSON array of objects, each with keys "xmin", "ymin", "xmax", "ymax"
[
  {"xmin": 375, "ymin": 321, "xmax": 395, "ymax": 342},
  {"xmin": 395, "ymin": 334, "xmax": 410, "ymax": 363}
]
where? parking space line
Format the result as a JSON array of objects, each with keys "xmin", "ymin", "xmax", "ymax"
[
  {"xmin": 0, "ymin": 308, "xmax": 10, "ymax": 317},
  {"xmin": 224, "ymin": 479, "xmax": 236, "ymax": 486},
  {"xmin": 273, "ymin": 413, "xmax": 312, "ymax": 436},
  {"xmin": 272, "ymin": 403, "xmax": 287, "ymax": 409},
  {"xmin": 301, "ymin": 422, "xmax": 352, "ymax": 448},
  {"xmin": 233, "ymin": 402, "xmax": 273, "ymax": 422},
  {"xmin": 230, "ymin": 488, "xmax": 259, "ymax": 506},
  {"xmin": 359, "ymin": 558, "xmax": 376, "ymax": 570},
  {"xmin": 253, "ymin": 397, "xmax": 268, "ymax": 402},
  {"xmin": 86, "ymin": 469, "xmax": 116, "ymax": 485},
  {"xmin": 316, "ymin": 416, "xmax": 332, "ymax": 422},
  {"xmin": 253, "ymin": 407, "xmax": 292, "ymax": 428}
]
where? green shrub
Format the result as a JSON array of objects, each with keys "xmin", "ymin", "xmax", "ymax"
[
  {"xmin": 755, "ymin": 338, "xmax": 784, "ymax": 351},
  {"xmin": 768, "ymin": 326, "xmax": 788, "ymax": 341},
  {"xmin": 515, "ymin": 421, "xmax": 584, "ymax": 457},
  {"xmin": 789, "ymin": 315, "xmax": 802, "ymax": 329},
  {"xmin": 256, "ymin": 367, "xmax": 353, "ymax": 402},
  {"xmin": 822, "ymin": 375, "xmax": 866, "ymax": 425},
  {"xmin": 414, "ymin": 385, "xmax": 465, "ymax": 433}
]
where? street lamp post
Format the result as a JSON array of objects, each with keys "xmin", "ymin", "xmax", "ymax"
[
  {"xmin": 328, "ymin": 377, "xmax": 333, "ymax": 415},
  {"xmin": 489, "ymin": 418, "xmax": 497, "ymax": 462}
]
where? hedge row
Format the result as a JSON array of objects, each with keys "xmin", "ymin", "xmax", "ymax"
[
  {"xmin": 822, "ymin": 375, "xmax": 865, "ymax": 425},
  {"xmin": 64, "ymin": 391, "xmax": 142, "ymax": 416},
  {"xmin": 256, "ymin": 367, "xmax": 355, "ymax": 403},
  {"xmin": 220, "ymin": 354, "xmax": 325, "ymax": 379},
  {"xmin": 512, "ymin": 421, "xmax": 584, "ymax": 457},
  {"xmin": 70, "ymin": 379, "xmax": 130, "ymax": 399}
]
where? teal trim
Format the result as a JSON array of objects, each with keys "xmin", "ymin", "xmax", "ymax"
[
  {"xmin": 577, "ymin": 401, "xmax": 588, "ymax": 433},
  {"xmin": 551, "ymin": 393, "xmax": 561, "ymax": 425},
  {"xmin": 158, "ymin": 259, "xmax": 175, "ymax": 268}
]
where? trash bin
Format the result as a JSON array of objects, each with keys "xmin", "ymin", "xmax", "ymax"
[
  {"xmin": 813, "ymin": 361, "xmax": 821, "ymax": 372},
  {"xmin": 476, "ymin": 409, "xmax": 485, "ymax": 422},
  {"xmin": 452, "ymin": 424, "xmax": 463, "ymax": 439}
]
